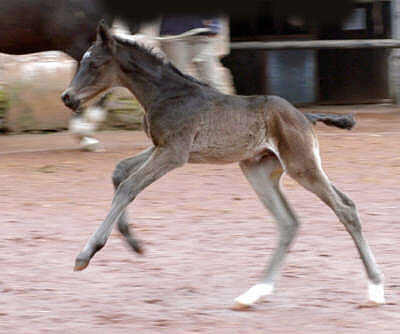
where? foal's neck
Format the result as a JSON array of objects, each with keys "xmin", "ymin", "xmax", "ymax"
[{"xmin": 115, "ymin": 43, "xmax": 198, "ymax": 111}]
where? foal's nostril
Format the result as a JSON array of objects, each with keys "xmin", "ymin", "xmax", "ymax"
[
  {"xmin": 61, "ymin": 92, "xmax": 69, "ymax": 103},
  {"xmin": 61, "ymin": 91, "xmax": 80, "ymax": 110}
]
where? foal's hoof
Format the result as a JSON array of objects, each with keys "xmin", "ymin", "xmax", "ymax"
[
  {"xmin": 357, "ymin": 301, "xmax": 384, "ymax": 309},
  {"xmin": 368, "ymin": 281, "xmax": 385, "ymax": 305},
  {"xmin": 128, "ymin": 238, "xmax": 144, "ymax": 255},
  {"xmin": 231, "ymin": 301, "xmax": 254, "ymax": 311},
  {"xmin": 74, "ymin": 256, "xmax": 90, "ymax": 271}
]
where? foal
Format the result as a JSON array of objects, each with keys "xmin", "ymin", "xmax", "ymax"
[{"xmin": 62, "ymin": 21, "xmax": 384, "ymax": 309}]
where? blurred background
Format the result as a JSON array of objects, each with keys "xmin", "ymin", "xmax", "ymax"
[
  {"xmin": 0, "ymin": 0, "xmax": 397, "ymax": 134},
  {"xmin": 2, "ymin": 1, "xmax": 400, "ymax": 333}
]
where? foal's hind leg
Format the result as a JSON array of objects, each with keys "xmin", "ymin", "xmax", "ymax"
[
  {"xmin": 284, "ymin": 140, "xmax": 384, "ymax": 305},
  {"xmin": 112, "ymin": 146, "xmax": 155, "ymax": 253},
  {"xmin": 234, "ymin": 154, "xmax": 300, "ymax": 308}
]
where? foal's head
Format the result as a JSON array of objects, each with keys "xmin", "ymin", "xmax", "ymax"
[{"xmin": 61, "ymin": 21, "xmax": 118, "ymax": 110}]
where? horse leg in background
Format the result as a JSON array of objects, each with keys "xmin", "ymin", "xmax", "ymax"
[
  {"xmin": 68, "ymin": 92, "xmax": 111, "ymax": 152},
  {"xmin": 234, "ymin": 154, "xmax": 300, "ymax": 309},
  {"xmin": 112, "ymin": 146, "xmax": 155, "ymax": 253}
]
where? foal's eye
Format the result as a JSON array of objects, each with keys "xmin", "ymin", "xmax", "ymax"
[{"xmin": 88, "ymin": 61, "xmax": 99, "ymax": 69}]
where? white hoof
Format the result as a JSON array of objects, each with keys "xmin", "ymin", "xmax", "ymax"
[
  {"xmin": 79, "ymin": 137, "xmax": 105, "ymax": 152},
  {"xmin": 233, "ymin": 283, "xmax": 274, "ymax": 309},
  {"xmin": 368, "ymin": 281, "xmax": 385, "ymax": 304}
]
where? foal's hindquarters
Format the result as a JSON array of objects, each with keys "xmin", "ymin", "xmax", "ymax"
[{"xmin": 232, "ymin": 96, "xmax": 384, "ymax": 308}]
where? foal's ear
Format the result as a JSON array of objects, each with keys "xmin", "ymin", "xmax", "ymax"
[{"xmin": 96, "ymin": 20, "xmax": 114, "ymax": 47}]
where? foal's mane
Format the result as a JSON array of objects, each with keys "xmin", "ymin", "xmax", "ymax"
[{"xmin": 113, "ymin": 33, "xmax": 211, "ymax": 88}]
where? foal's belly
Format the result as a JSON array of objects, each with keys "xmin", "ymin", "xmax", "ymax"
[
  {"xmin": 188, "ymin": 147, "xmax": 266, "ymax": 164},
  {"xmin": 189, "ymin": 127, "xmax": 268, "ymax": 164},
  {"xmin": 187, "ymin": 105, "xmax": 269, "ymax": 164}
]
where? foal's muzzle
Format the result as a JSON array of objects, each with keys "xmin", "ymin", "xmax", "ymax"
[{"xmin": 61, "ymin": 90, "xmax": 81, "ymax": 110}]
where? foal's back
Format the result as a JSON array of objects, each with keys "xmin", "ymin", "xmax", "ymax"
[{"xmin": 188, "ymin": 92, "xmax": 312, "ymax": 164}]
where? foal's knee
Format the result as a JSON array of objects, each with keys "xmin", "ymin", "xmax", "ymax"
[
  {"xmin": 112, "ymin": 161, "xmax": 129, "ymax": 189},
  {"xmin": 113, "ymin": 179, "xmax": 137, "ymax": 206}
]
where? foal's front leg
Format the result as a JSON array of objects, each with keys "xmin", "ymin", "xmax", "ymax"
[
  {"xmin": 112, "ymin": 147, "xmax": 155, "ymax": 253},
  {"xmin": 74, "ymin": 145, "xmax": 188, "ymax": 271}
]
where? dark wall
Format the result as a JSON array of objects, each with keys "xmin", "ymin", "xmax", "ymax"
[
  {"xmin": 317, "ymin": 1, "xmax": 391, "ymax": 103},
  {"xmin": 222, "ymin": 51, "xmax": 266, "ymax": 95},
  {"xmin": 226, "ymin": 1, "xmax": 392, "ymax": 104},
  {"xmin": 318, "ymin": 49, "xmax": 390, "ymax": 104}
]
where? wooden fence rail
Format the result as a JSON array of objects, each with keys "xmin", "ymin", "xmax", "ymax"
[
  {"xmin": 230, "ymin": 39, "xmax": 400, "ymax": 50},
  {"xmin": 230, "ymin": 38, "xmax": 400, "ymax": 105}
]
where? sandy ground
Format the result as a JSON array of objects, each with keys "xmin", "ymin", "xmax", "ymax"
[{"xmin": 1, "ymin": 106, "xmax": 400, "ymax": 333}]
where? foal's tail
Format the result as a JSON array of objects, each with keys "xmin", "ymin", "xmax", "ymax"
[{"xmin": 303, "ymin": 112, "xmax": 356, "ymax": 130}]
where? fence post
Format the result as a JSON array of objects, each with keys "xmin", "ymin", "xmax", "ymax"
[{"xmin": 390, "ymin": 0, "xmax": 400, "ymax": 104}]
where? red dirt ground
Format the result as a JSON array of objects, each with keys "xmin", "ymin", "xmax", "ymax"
[{"xmin": 1, "ymin": 105, "xmax": 400, "ymax": 333}]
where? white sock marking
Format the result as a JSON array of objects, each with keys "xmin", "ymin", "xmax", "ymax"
[
  {"xmin": 368, "ymin": 281, "xmax": 385, "ymax": 304},
  {"xmin": 234, "ymin": 283, "xmax": 274, "ymax": 307}
]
